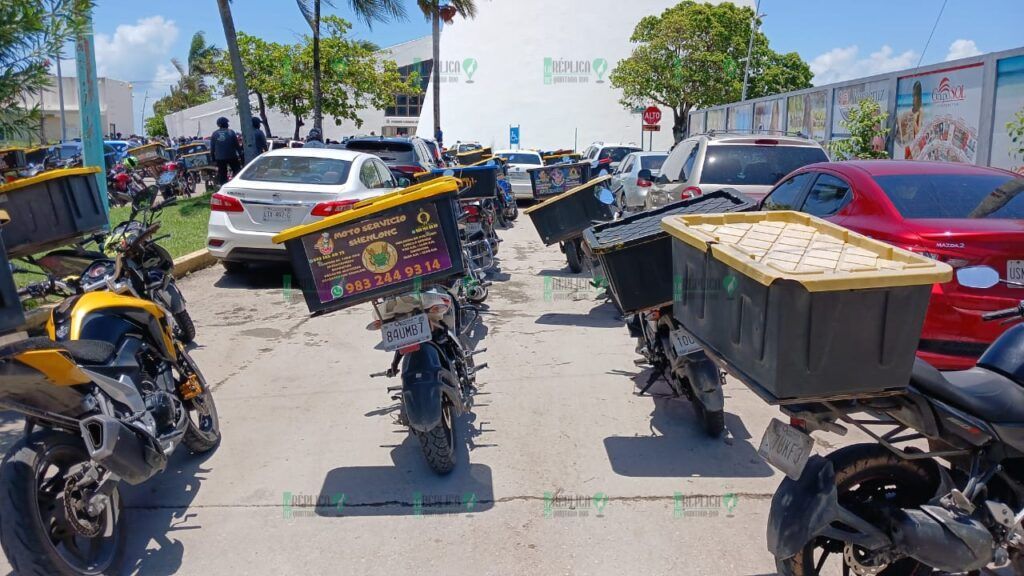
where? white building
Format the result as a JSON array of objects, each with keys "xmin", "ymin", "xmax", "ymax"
[{"xmin": 21, "ymin": 76, "xmax": 134, "ymax": 142}]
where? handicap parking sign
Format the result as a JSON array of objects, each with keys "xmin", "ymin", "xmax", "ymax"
[{"xmin": 510, "ymin": 126, "xmax": 520, "ymax": 145}]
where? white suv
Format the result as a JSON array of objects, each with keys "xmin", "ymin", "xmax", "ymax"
[
  {"xmin": 494, "ymin": 149, "xmax": 544, "ymax": 199},
  {"xmin": 581, "ymin": 142, "xmax": 642, "ymax": 174},
  {"xmin": 646, "ymin": 133, "xmax": 828, "ymax": 208}
]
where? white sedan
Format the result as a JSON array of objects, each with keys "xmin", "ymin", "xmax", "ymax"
[
  {"xmin": 494, "ymin": 149, "xmax": 544, "ymax": 199},
  {"xmin": 206, "ymin": 147, "xmax": 401, "ymax": 273}
]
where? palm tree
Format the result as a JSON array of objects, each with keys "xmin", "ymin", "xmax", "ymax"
[
  {"xmin": 417, "ymin": 1, "xmax": 477, "ymax": 144},
  {"xmin": 296, "ymin": 0, "xmax": 405, "ymax": 133},
  {"xmin": 216, "ymin": 0, "xmax": 257, "ymax": 160}
]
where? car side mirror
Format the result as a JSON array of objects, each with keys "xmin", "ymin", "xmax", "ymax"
[
  {"xmin": 637, "ymin": 169, "xmax": 653, "ymax": 181},
  {"xmin": 656, "ymin": 174, "xmax": 670, "ymax": 185}
]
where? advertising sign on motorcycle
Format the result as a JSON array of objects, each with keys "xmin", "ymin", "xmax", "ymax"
[{"xmin": 528, "ymin": 161, "xmax": 592, "ymax": 199}]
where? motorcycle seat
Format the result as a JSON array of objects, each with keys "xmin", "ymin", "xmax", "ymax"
[
  {"xmin": 0, "ymin": 337, "xmax": 115, "ymax": 366},
  {"xmin": 910, "ymin": 358, "xmax": 1024, "ymax": 423}
]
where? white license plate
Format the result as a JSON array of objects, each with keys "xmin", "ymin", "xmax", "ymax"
[
  {"xmin": 380, "ymin": 314, "xmax": 431, "ymax": 352},
  {"xmin": 466, "ymin": 222, "xmax": 483, "ymax": 234},
  {"xmin": 669, "ymin": 327, "xmax": 702, "ymax": 357},
  {"xmin": 758, "ymin": 419, "xmax": 814, "ymax": 481},
  {"xmin": 1008, "ymin": 260, "xmax": 1024, "ymax": 288},
  {"xmin": 261, "ymin": 206, "xmax": 292, "ymax": 223}
]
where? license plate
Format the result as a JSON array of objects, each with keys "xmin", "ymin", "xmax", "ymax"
[
  {"xmin": 1008, "ymin": 260, "xmax": 1024, "ymax": 288},
  {"xmin": 261, "ymin": 206, "xmax": 292, "ymax": 223},
  {"xmin": 669, "ymin": 327, "xmax": 702, "ymax": 357},
  {"xmin": 758, "ymin": 419, "xmax": 814, "ymax": 480},
  {"xmin": 466, "ymin": 222, "xmax": 483, "ymax": 235},
  {"xmin": 380, "ymin": 314, "xmax": 431, "ymax": 352}
]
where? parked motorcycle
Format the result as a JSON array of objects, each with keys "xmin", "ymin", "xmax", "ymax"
[
  {"xmin": 630, "ymin": 306, "xmax": 725, "ymax": 436},
  {"xmin": 155, "ymin": 159, "xmax": 195, "ymax": 200},
  {"xmin": 368, "ymin": 287, "xmax": 483, "ymax": 474},
  {"xmin": 495, "ymin": 175, "xmax": 519, "ymax": 226},
  {"xmin": 0, "ymin": 237, "xmax": 220, "ymax": 575},
  {"xmin": 765, "ymin": 265, "xmax": 1024, "ymax": 574}
]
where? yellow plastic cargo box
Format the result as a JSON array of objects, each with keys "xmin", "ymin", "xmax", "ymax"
[
  {"xmin": 126, "ymin": 142, "xmax": 166, "ymax": 167},
  {"xmin": 660, "ymin": 211, "xmax": 952, "ymax": 403}
]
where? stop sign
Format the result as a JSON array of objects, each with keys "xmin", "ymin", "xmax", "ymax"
[{"xmin": 643, "ymin": 106, "xmax": 662, "ymax": 126}]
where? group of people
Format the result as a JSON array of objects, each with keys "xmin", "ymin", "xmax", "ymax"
[{"xmin": 207, "ymin": 117, "xmax": 339, "ymax": 184}]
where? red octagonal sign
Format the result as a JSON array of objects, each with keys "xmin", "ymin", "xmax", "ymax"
[{"xmin": 643, "ymin": 106, "xmax": 662, "ymax": 126}]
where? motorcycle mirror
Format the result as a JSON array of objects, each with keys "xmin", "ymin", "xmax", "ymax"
[
  {"xmin": 595, "ymin": 187, "xmax": 615, "ymax": 205},
  {"xmin": 956, "ymin": 266, "xmax": 1000, "ymax": 289}
]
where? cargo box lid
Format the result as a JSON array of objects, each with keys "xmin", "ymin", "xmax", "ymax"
[
  {"xmin": 660, "ymin": 210, "xmax": 952, "ymax": 292},
  {"xmin": 585, "ymin": 188, "xmax": 754, "ymax": 254},
  {"xmin": 272, "ymin": 176, "xmax": 460, "ymax": 244},
  {"xmin": 522, "ymin": 174, "xmax": 613, "ymax": 215},
  {"xmin": 0, "ymin": 167, "xmax": 101, "ymax": 194}
]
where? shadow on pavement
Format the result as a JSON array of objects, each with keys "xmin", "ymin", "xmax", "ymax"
[
  {"xmin": 537, "ymin": 268, "xmax": 587, "ymax": 279},
  {"xmin": 603, "ymin": 395, "xmax": 773, "ymax": 478},
  {"xmin": 120, "ymin": 447, "xmax": 218, "ymax": 575},
  {"xmin": 317, "ymin": 415, "xmax": 494, "ymax": 517},
  {"xmin": 212, "ymin": 263, "xmax": 293, "ymax": 290},
  {"xmin": 535, "ymin": 301, "xmax": 623, "ymax": 329}
]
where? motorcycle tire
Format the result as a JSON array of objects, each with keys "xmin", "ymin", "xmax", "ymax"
[
  {"xmin": 692, "ymin": 401, "xmax": 725, "ymax": 437},
  {"xmin": 776, "ymin": 443, "xmax": 939, "ymax": 576},
  {"xmin": 180, "ymin": 349, "xmax": 222, "ymax": 454},
  {"xmin": 184, "ymin": 174, "xmax": 196, "ymax": 197},
  {"xmin": 566, "ymin": 239, "xmax": 584, "ymax": 274},
  {"xmin": 174, "ymin": 310, "xmax": 197, "ymax": 344},
  {"xmin": 507, "ymin": 204, "xmax": 519, "ymax": 222},
  {"xmin": 0, "ymin": 430, "xmax": 126, "ymax": 576},
  {"xmin": 414, "ymin": 402, "xmax": 456, "ymax": 475}
]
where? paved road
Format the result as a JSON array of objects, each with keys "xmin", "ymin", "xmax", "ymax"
[{"xmin": 0, "ymin": 220, "xmax": 892, "ymax": 575}]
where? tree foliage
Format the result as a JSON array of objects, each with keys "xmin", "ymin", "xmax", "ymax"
[
  {"xmin": 831, "ymin": 98, "xmax": 890, "ymax": 160},
  {"xmin": 1008, "ymin": 107, "xmax": 1024, "ymax": 169},
  {"xmin": 146, "ymin": 31, "xmax": 221, "ymax": 136},
  {"xmin": 0, "ymin": 0, "xmax": 92, "ymax": 142},
  {"xmin": 609, "ymin": 1, "xmax": 813, "ymax": 142}
]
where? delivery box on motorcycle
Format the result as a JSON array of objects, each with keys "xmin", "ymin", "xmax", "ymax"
[
  {"xmin": 584, "ymin": 189, "xmax": 754, "ymax": 314},
  {"xmin": 0, "ymin": 167, "xmax": 108, "ymax": 258},
  {"xmin": 126, "ymin": 142, "xmax": 167, "ymax": 168},
  {"xmin": 661, "ymin": 211, "xmax": 952, "ymax": 403},
  {"xmin": 527, "ymin": 161, "xmax": 592, "ymax": 200},
  {"xmin": 524, "ymin": 174, "xmax": 615, "ymax": 245},
  {"xmin": 420, "ymin": 165, "xmax": 498, "ymax": 199},
  {"xmin": 273, "ymin": 177, "xmax": 465, "ymax": 315}
]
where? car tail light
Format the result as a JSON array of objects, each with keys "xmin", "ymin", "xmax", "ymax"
[
  {"xmin": 754, "ymin": 139, "xmax": 779, "ymax": 145},
  {"xmin": 207, "ymin": 238, "xmax": 225, "ymax": 247},
  {"xmin": 210, "ymin": 193, "xmax": 243, "ymax": 212},
  {"xmin": 680, "ymin": 186, "xmax": 702, "ymax": 200},
  {"xmin": 311, "ymin": 199, "xmax": 359, "ymax": 217},
  {"xmin": 637, "ymin": 178, "xmax": 652, "ymax": 188}
]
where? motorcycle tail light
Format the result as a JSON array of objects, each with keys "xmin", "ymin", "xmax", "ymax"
[
  {"xmin": 399, "ymin": 344, "xmax": 421, "ymax": 354},
  {"xmin": 311, "ymin": 199, "xmax": 358, "ymax": 217},
  {"xmin": 681, "ymin": 186, "xmax": 702, "ymax": 200},
  {"xmin": 463, "ymin": 205, "xmax": 481, "ymax": 222},
  {"xmin": 210, "ymin": 192, "xmax": 244, "ymax": 212}
]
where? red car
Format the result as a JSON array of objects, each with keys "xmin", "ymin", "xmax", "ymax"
[{"xmin": 759, "ymin": 160, "xmax": 1024, "ymax": 370}]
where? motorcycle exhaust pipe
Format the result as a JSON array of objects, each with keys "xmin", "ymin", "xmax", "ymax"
[
  {"xmin": 80, "ymin": 415, "xmax": 168, "ymax": 485},
  {"xmin": 891, "ymin": 505, "xmax": 993, "ymax": 572}
]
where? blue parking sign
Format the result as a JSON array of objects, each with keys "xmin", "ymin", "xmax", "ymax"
[{"xmin": 510, "ymin": 126, "xmax": 520, "ymax": 145}]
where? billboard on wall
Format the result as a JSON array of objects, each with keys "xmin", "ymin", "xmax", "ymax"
[
  {"xmin": 895, "ymin": 63, "xmax": 984, "ymax": 163},
  {"xmin": 991, "ymin": 55, "xmax": 1024, "ymax": 174},
  {"xmin": 728, "ymin": 104, "xmax": 753, "ymax": 131},
  {"xmin": 706, "ymin": 108, "xmax": 726, "ymax": 131},
  {"xmin": 753, "ymin": 98, "xmax": 785, "ymax": 133},
  {"xmin": 787, "ymin": 91, "xmax": 828, "ymax": 142},
  {"xmin": 832, "ymin": 80, "xmax": 889, "ymax": 137}
]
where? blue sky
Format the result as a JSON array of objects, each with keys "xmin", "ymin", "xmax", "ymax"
[{"xmin": 71, "ymin": 0, "xmax": 1024, "ymax": 134}]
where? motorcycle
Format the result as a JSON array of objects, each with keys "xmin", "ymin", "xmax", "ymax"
[
  {"xmin": 367, "ymin": 287, "xmax": 483, "ymax": 474},
  {"xmin": 155, "ymin": 160, "xmax": 195, "ymax": 200},
  {"xmin": 106, "ymin": 165, "xmax": 146, "ymax": 207},
  {"xmin": 630, "ymin": 306, "xmax": 725, "ymax": 436},
  {"xmin": 765, "ymin": 265, "xmax": 1024, "ymax": 575},
  {"xmin": 26, "ymin": 190, "xmax": 197, "ymax": 343},
  {"xmin": 0, "ymin": 230, "xmax": 220, "ymax": 575},
  {"xmin": 459, "ymin": 198, "xmax": 500, "ymax": 274},
  {"xmin": 495, "ymin": 173, "xmax": 519, "ymax": 226}
]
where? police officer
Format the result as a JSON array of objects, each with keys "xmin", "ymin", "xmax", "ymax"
[
  {"xmin": 211, "ymin": 116, "xmax": 242, "ymax": 185},
  {"xmin": 304, "ymin": 128, "xmax": 326, "ymax": 149},
  {"xmin": 252, "ymin": 117, "xmax": 268, "ymax": 154}
]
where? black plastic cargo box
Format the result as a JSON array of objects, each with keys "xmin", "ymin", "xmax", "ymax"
[
  {"xmin": 179, "ymin": 151, "xmax": 212, "ymax": 170},
  {"xmin": 661, "ymin": 211, "xmax": 952, "ymax": 404},
  {"xmin": 528, "ymin": 161, "xmax": 592, "ymax": 199},
  {"xmin": 542, "ymin": 152, "xmax": 582, "ymax": 165},
  {"xmin": 127, "ymin": 143, "xmax": 166, "ymax": 167},
  {"xmin": 524, "ymin": 175, "xmax": 615, "ymax": 245},
  {"xmin": 0, "ymin": 226, "xmax": 25, "ymax": 333},
  {"xmin": 455, "ymin": 147, "xmax": 491, "ymax": 166},
  {"xmin": 583, "ymin": 189, "xmax": 754, "ymax": 314},
  {"xmin": 273, "ymin": 178, "xmax": 466, "ymax": 315},
  {"xmin": 0, "ymin": 168, "xmax": 107, "ymax": 258},
  {"xmin": 427, "ymin": 165, "xmax": 498, "ymax": 199},
  {"xmin": 0, "ymin": 149, "xmax": 28, "ymax": 174}
]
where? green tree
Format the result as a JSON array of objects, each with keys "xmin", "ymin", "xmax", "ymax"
[
  {"xmin": 0, "ymin": 0, "xmax": 91, "ymax": 142},
  {"xmin": 416, "ymin": 0, "xmax": 478, "ymax": 140},
  {"xmin": 216, "ymin": 0, "xmax": 258, "ymax": 159},
  {"xmin": 609, "ymin": 1, "xmax": 812, "ymax": 142},
  {"xmin": 144, "ymin": 112, "xmax": 168, "ymax": 137},
  {"xmin": 1008, "ymin": 107, "xmax": 1024, "ymax": 168},
  {"xmin": 212, "ymin": 32, "xmax": 278, "ymax": 136},
  {"xmin": 295, "ymin": 0, "xmax": 405, "ymax": 134},
  {"xmin": 831, "ymin": 98, "xmax": 890, "ymax": 160}
]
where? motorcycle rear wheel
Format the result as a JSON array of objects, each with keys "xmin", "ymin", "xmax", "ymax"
[
  {"xmin": 179, "ymin": 350, "xmax": 222, "ymax": 454},
  {"xmin": 692, "ymin": 401, "xmax": 725, "ymax": 437},
  {"xmin": 565, "ymin": 239, "xmax": 584, "ymax": 274},
  {"xmin": 414, "ymin": 401, "xmax": 456, "ymax": 475},
  {"xmin": 776, "ymin": 443, "xmax": 938, "ymax": 576},
  {"xmin": 0, "ymin": 430, "xmax": 125, "ymax": 576}
]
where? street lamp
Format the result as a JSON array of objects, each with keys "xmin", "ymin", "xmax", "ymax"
[{"xmin": 740, "ymin": 1, "xmax": 766, "ymax": 102}]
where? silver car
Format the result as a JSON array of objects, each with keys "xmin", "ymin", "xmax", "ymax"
[
  {"xmin": 609, "ymin": 151, "xmax": 668, "ymax": 211},
  {"xmin": 646, "ymin": 133, "xmax": 829, "ymax": 209},
  {"xmin": 495, "ymin": 149, "xmax": 544, "ymax": 199}
]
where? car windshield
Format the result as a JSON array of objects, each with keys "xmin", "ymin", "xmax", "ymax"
[
  {"xmin": 239, "ymin": 155, "xmax": 352, "ymax": 185},
  {"xmin": 700, "ymin": 145, "xmax": 827, "ymax": 186},
  {"xmin": 344, "ymin": 140, "xmax": 415, "ymax": 163},
  {"xmin": 59, "ymin": 145, "xmax": 80, "ymax": 159},
  {"xmin": 599, "ymin": 147, "xmax": 640, "ymax": 162},
  {"xmin": 499, "ymin": 153, "xmax": 542, "ymax": 165},
  {"xmin": 640, "ymin": 155, "xmax": 667, "ymax": 172},
  {"xmin": 874, "ymin": 173, "xmax": 1024, "ymax": 219}
]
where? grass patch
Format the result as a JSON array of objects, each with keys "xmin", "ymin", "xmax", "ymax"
[{"xmin": 109, "ymin": 192, "xmax": 212, "ymax": 258}]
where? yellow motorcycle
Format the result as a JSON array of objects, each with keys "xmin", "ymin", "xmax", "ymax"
[{"xmin": 0, "ymin": 224, "xmax": 219, "ymax": 575}]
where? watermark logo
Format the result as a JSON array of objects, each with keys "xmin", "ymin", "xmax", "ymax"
[
  {"xmin": 463, "ymin": 58, "xmax": 478, "ymax": 83},
  {"xmin": 672, "ymin": 274, "xmax": 739, "ymax": 302},
  {"xmin": 282, "ymin": 491, "xmax": 346, "ymax": 519},
  {"xmin": 672, "ymin": 493, "xmax": 739, "ymax": 519},
  {"xmin": 433, "ymin": 57, "xmax": 478, "ymax": 84},
  {"xmin": 543, "ymin": 492, "xmax": 608, "ymax": 519},
  {"xmin": 543, "ymin": 57, "xmax": 608, "ymax": 85},
  {"xmin": 543, "ymin": 276, "xmax": 603, "ymax": 302},
  {"xmin": 593, "ymin": 58, "xmax": 608, "ymax": 83},
  {"xmin": 413, "ymin": 492, "xmax": 479, "ymax": 517},
  {"xmin": 331, "ymin": 56, "xmax": 348, "ymax": 76}
]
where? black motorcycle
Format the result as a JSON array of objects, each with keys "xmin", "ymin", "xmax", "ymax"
[{"xmin": 766, "ymin": 266, "xmax": 1024, "ymax": 574}]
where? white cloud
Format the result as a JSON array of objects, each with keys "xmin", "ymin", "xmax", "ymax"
[
  {"xmin": 810, "ymin": 45, "xmax": 918, "ymax": 85},
  {"xmin": 153, "ymin": 63, "xmax": 182, "ymax": 87},
  {"xmin": 945, "ymin": 39, "xmax": 981, "ymax": 61},
  {"xmin": 94, "ymin": 16, "xmax": 179, "ymax": 83}
]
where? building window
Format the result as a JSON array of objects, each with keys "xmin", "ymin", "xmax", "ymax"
[{"xmin": 385, "ymin": 59, "xmax": 432, "ymax": 118}]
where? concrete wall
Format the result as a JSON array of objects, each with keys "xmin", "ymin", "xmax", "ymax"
[{"xmin": 26, "ymin": 76, "xmax": 134, "ymax": 142}]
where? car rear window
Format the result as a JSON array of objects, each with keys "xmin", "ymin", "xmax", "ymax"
[
  {"xmin": 700, "ymin": 145, "xmax": 827, "ymax": 186},
  {"xmin": 640, "ymin": 155, "xmax": 667, "ymax": 171},
  {"xmin": 598, "ymin": 147, "xmax": 641, "ymax": 162},
  {"xmin": 240, "ymin": 155, "xmax": 352, "ymax": 185},
  {"xmin": 343, "ymin": 141, "xmax": 416, "ymax": 163},
  {"xmin": 499, "ymin": 153, "xmax": 542, "ymax": 165},
  {"xmin": 874, "ymin": 173, "xmax": 1024, "ymax": 219}
]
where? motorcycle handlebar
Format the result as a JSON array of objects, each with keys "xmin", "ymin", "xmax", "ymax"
[
  {"xmin": 983, "ymin": 305, "xmax": 1022, "ymax": 321},
  {"xmin": 128, "ymin": 223, "xmax": 161, "ymax": 253}
]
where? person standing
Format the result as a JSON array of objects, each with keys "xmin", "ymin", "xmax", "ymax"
[
  {"xmin": 434, "ymin": 125, "xmax": 444, "ymax": 149},
  {"xmin": 304, "ymin": 128, "xmax": 325, "ymax": 149},
  {"xmin": 252, "ymin": 118, "xmax": 268, "ymax": 155},
  {"xmin": 211, "ymin": 117, "xmax": 242, "ymax": 185}
]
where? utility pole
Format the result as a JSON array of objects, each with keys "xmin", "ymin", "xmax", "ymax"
[
  {"xmin": 74, "ymin": 7, "xmax": 109, "ymax": 214},
  {"xmin": 55, "ymin": 55, "xmax": 67, "ymax": 142},
  {"xmin": 740, "ymin": 0, "xmax": 762, "ymax": 101},
  {"xmin": 140, "ymin": 90, "xmax": 149, "ymax": 134}
]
